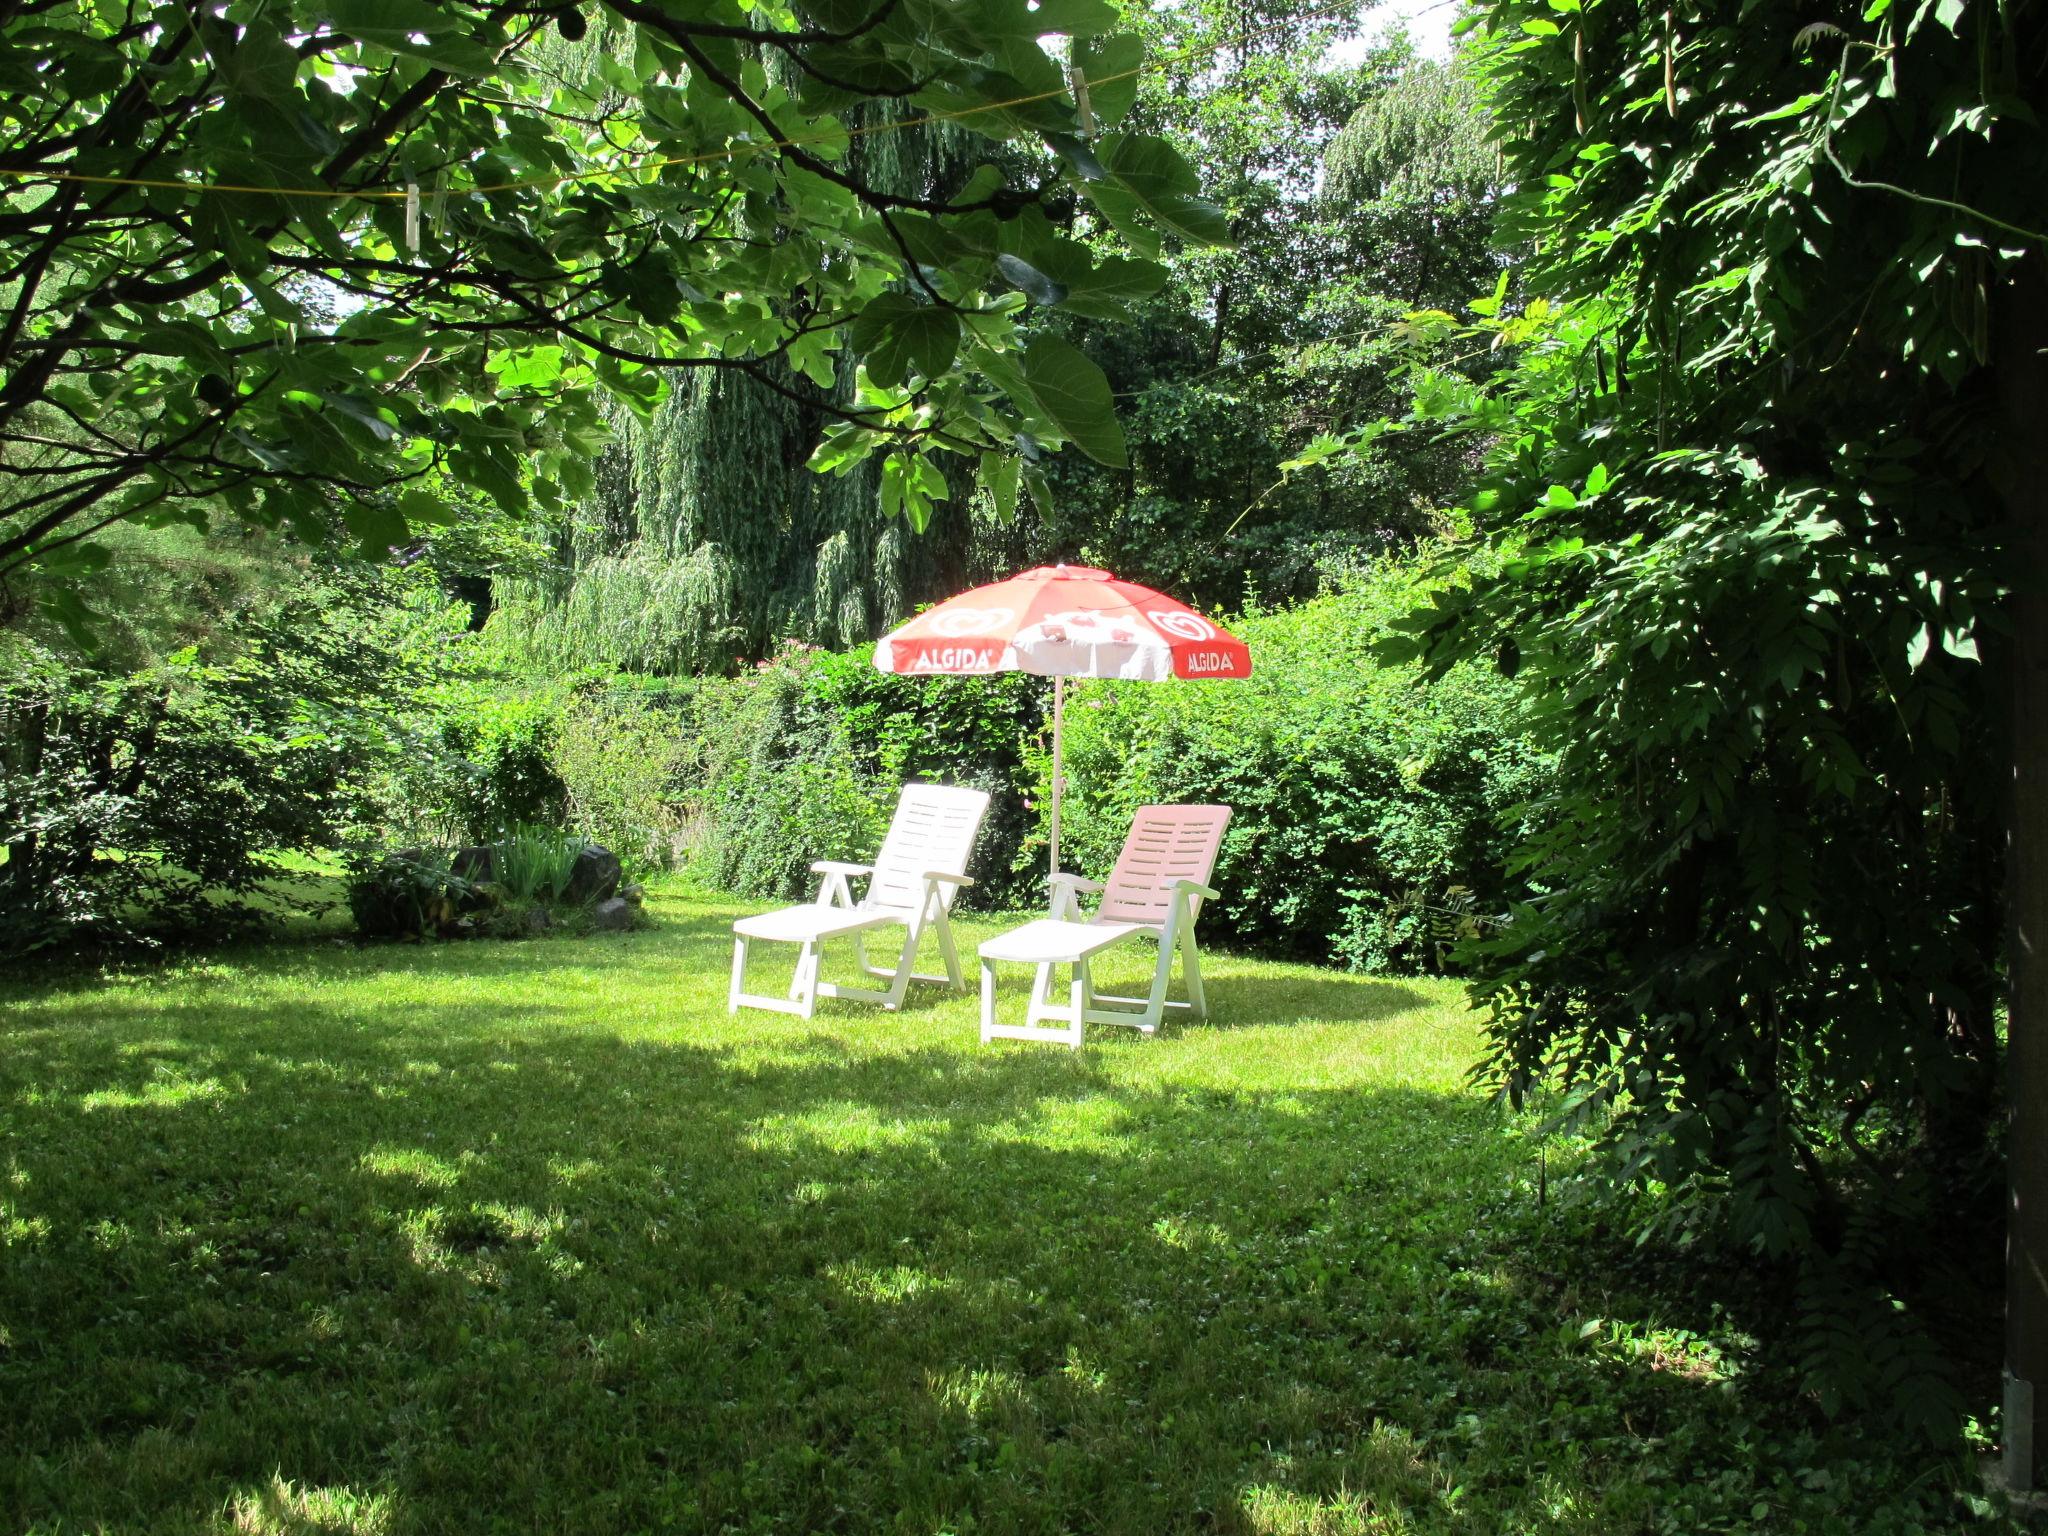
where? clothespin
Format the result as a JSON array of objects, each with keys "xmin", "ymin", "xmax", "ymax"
[
  {"xmin": 1068, "ymin": 59, "xmax": 1095, "ymax": 138},
  {"xmin": 404, "ymin": 181, "xmax": 421, "ymax": 254}
]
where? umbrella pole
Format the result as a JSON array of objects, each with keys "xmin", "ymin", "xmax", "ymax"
[{"xmin": 1050, "ymin": 673, "xmax": 1064, "ymax": 879}]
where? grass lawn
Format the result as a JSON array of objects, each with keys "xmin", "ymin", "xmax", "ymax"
[{"xmin": 0, "ymin": 887, "xmax": 2005, "ymax": 1534}]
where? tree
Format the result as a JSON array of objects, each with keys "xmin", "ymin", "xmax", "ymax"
[
  {"xmin": 0, "ymin": 0, "xmax": 1232, "ymax": 638},
  {"xmin": 1375, "ymin": 0, "xmax": 2047, "ymax": 1452},
  {"xmin": 1322, "ymin": 53, "xmax": 1497, "ymax": 308},
  {"xmin": 488, "ymin": 107, "xmax": 993, "ymax": 672},
  {"xmin": 971, "ymin": 34, "xmax": 1509, "ymax": 611},
  {"xmin": 0, "ymin": 530, "xmax": 441, "ymax": 948}
]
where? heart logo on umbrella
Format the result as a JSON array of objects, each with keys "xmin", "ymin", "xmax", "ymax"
[
  {"xmin": 928, "ymin": 606, "xmax": 1015, "ymax": 638},
  {"xmin": 1150, "ymin": 611, "xmax": 1215, "ymax": 642}
]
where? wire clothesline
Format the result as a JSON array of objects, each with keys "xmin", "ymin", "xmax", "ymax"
[{"xmin": 0, "ymin": 0, "xmax": 1446, "ymax": 205}]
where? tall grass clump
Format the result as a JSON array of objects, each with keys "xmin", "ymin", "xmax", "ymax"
[{"xmin": 490, "ymin": 824, "xmax": 588, "ymax": 904}]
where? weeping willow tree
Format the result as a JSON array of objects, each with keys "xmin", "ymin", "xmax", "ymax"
[{"xmin": 494, "ymin": 59, "xmax": 983, "ymax": 675}]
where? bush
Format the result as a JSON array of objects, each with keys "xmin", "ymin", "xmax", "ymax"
[
  {"xmin": 489, "ymin": 824, "xmax": 590, "ymax": 904},
  {"xmin": 690, "ymin": 651, "xmax": 888, "ymax": 899},
  {"xmin": 1051, "ymin": 555, "xmax": 1548, "ymax": 972},
  {"xmin": 0, "ymin": 573, "xmax": 411, "ymax": 953},
  {"xmin": 345, "ymin": 847, "xmax": 481, "ymax": 940},
  {"xmin": 803, "ymin": 648, "xmax": 1041, "ymax": 907},
  {"xmin": 550, "ymin": 679, "xmax": 696, "ymax": 871},
  {"xmin": 686, "ymin": 644, "xmax": 1042, "ymax": 908},
  {"xmin": 387, "ymin": 683, "xmax": 568, "ymax": 846}
]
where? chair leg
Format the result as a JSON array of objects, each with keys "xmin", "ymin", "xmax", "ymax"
[
  {"xmin": 790, "ymin": 940, "xmax": 822, "ymax": 1020},
  {"xmin": 1070, "ymin": 957, "xmax": 1092, "ymax": 1049},
  {"xmin": 1183, "ymin": 928, "xmax": 1208, "ymax": 1020},
  {"xmin": 728, "ymin": 937, "xmax": 747, "ymax": 1015},
  {"xmin": 1137, "ymin": 934, "xmax": 1176, "ymax": 1035},
  {"xmin": 879, "ymin": 920, "xmax": 918, "ymax": 1010},
  {"xmin": 980, "ymin": 958, "xmax": 998, "ymax": 1042},
  {"xmin": 933, "ymin": 910, "xmax": 964, "ymax": 989},
  {"xmin": 1026, "ymin": 957, "xmax": 1054, "ymax": 1029}
]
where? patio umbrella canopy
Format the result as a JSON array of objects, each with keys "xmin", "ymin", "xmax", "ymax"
[{"xmin": 873, "ymin": 564, "xmax": 1251, "ymax": 876}]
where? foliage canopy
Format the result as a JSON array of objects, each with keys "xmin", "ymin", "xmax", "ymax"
[
  {"xmin": 1351, "ymin": 0, "xmax": 2047, "ymax": 1424},
  {"xmin": 0, "ymin": 0, "xmax": 1234, "ymax": 636}
]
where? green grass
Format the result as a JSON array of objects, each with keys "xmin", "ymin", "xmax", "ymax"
[{"xmin": 0, "ymin": 888, "xmax": 2003, "ymax": 1534}]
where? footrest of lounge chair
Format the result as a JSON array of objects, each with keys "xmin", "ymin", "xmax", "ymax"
[
  {"xmin": 734, "ymin": 904, "xmax": 915, "ymax": 944},
  {"xmin": 977, "ymin": 918, "xmax": 1152, "ymax": 966}
]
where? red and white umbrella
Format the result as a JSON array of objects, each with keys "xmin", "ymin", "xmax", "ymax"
[{"xmin": 874, "ymin": 564, "xmax": 1251, "ymax": 876}]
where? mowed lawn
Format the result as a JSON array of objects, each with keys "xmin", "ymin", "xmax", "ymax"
[{"xmin": 0, "ymin": 889, "xmax": 1987, "ymax": 1535}]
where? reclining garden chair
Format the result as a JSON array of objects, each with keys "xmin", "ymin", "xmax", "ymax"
[
  {"xmin": 728, "ymin": 784, "xmax": 990, "ymax": 1019},
  {"xmin": 977, "ymin": 804, "xmax": 1232, "ymax": 1048}
]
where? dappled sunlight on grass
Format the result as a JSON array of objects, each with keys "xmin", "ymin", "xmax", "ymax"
[
  {"xmin": 747, "ymin": 1100, "xmax": 956, "ymax": 1156},
  {"xmin": 0, "ymin": 887, "xmax": 1990, "ymax": 1532},
  {"xmin": 220, "ymin": 1474, "xmax": 397, "ymax": 1536}
]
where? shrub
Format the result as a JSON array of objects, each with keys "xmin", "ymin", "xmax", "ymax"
[
  {"xmin": 387, "ymin": 683, "xmax": 567, "ymax": 846},
  {"xmin": 690, "ymin": 651, "xmax": 887, "ymax": 899},
  {"xmin": 685, "ymin": 645, "xmax": 1041, "ymax": 907},
  {"xmin": 1051, "ymin": 555, "xmax": 1548, "ymax": 972},
  {"xmin": 0, "ymin": 575, "xmax": 411, "ymax": 953},
  {"xmin": 345, "ymin": 847, "xmax": 479, "ymax": 940},
  {"xmin": 550, "ymin": 679, "xmax": 696, "ymax": 871},
  {"xmin": 802, "ymin": 649, "xmax": 1041, "ymax": 907}
]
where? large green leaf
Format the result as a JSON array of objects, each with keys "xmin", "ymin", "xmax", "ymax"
[
  {"xmin": 851, "ymin": 292, "xmax": 961, "ymax": 386},
  {"xmin": 1100, "ymin": 134, "xmax": 1236, "ymax": 247},
  {"xmin": 980, "ymin": 449, "xmax": 1022, "ymax": 523},
  {"xmin": 1069, "ymin": 34, "xmax": 1143, "ymax": 128},
  {"xmin": 1021, "ymin": 336, "xmax": 1126, "ymax": 467}
]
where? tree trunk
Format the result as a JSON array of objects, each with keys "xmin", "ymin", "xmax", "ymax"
[{"xmin": 1997, "ymin": 256, "xmax": 2048, "ymax": 1493}]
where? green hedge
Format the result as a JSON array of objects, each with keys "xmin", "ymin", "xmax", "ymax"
[
  {"xmin": 1048, "ymin": 560, "xmax": 1548, "ymax": 972},
  {"xmin": 383, "ymin": 555, "xmax": 1546, "ymax": 973},
  {"xmin": 691, "ymin": 646, "xmax": 1041, "ymax": 909}
]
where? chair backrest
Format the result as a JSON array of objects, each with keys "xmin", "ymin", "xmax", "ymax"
[
  {"xmin": 866, "ymin": 784, "xmax": 991, "ymax": 912},
  {"xmin": 1096, "ymin": 804, "xmax": 1232, "ymax": 926}
]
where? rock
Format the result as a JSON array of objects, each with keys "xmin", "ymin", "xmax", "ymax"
[
  {"xmin": 565, "ymin": 845, "xmax": 622, "ymax": 905},
  {"xmin": 620, "ymin": 882, "xmax": 644, "ymax": 907},
  {"xmin": 589, "ymin": 896, "xmax": 633, "ymax": 932},
  {"xmin": 450, "ymin": 844, "xmax": 494, "ymax": 883},
  {"xmin": 524, "ymin": 906, "xmax": 553, "ymax": 935}
]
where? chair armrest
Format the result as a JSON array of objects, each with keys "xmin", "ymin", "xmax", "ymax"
[
  {"xmin": 1047, "ymin": 871, "xmax": 1101, "ymax": 920},
  {"xmin": 1170, "ymin": 878, "xmax": 1220, "ymax": 903},
  {"xmin": 922, "ymin": 870, "xmax": 975, "ymax": 886},
  {"xmin": 811, "ymin": 860, "xmax": 873, "ymax": 877}
]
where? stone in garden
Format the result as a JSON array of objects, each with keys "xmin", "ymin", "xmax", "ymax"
[
  {"xmin": 450, "ymin": 845, "xmax": 494, "ymax": 883},
  {"xmin": 566, "ymin": 845, "xmax": 622, "ymax": 904},
  {"xmin": 590, "ymin": 896, "xmax": 633, "ymax": 932},
  {"xmin": 524, "ymin": 907, "xmax": 553, "ymax": 935}
]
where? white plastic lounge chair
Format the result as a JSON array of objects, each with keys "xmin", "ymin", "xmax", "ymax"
[
  {"xmin": 728, "ymin": 784, "xmax": 990, "ymax": 1019},
  {"xmin": 978, "ymin": 804, "xmax": 1232, "ymax": 1048}
]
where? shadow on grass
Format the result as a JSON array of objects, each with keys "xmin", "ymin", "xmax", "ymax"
[
  {"xmin": 1198, "ymin": 972, "xmax": 1435, "ymax": 1030},
  {"xmin": 0, "ymin": 919, "xmax": 1976, "ymax": 1535}
]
